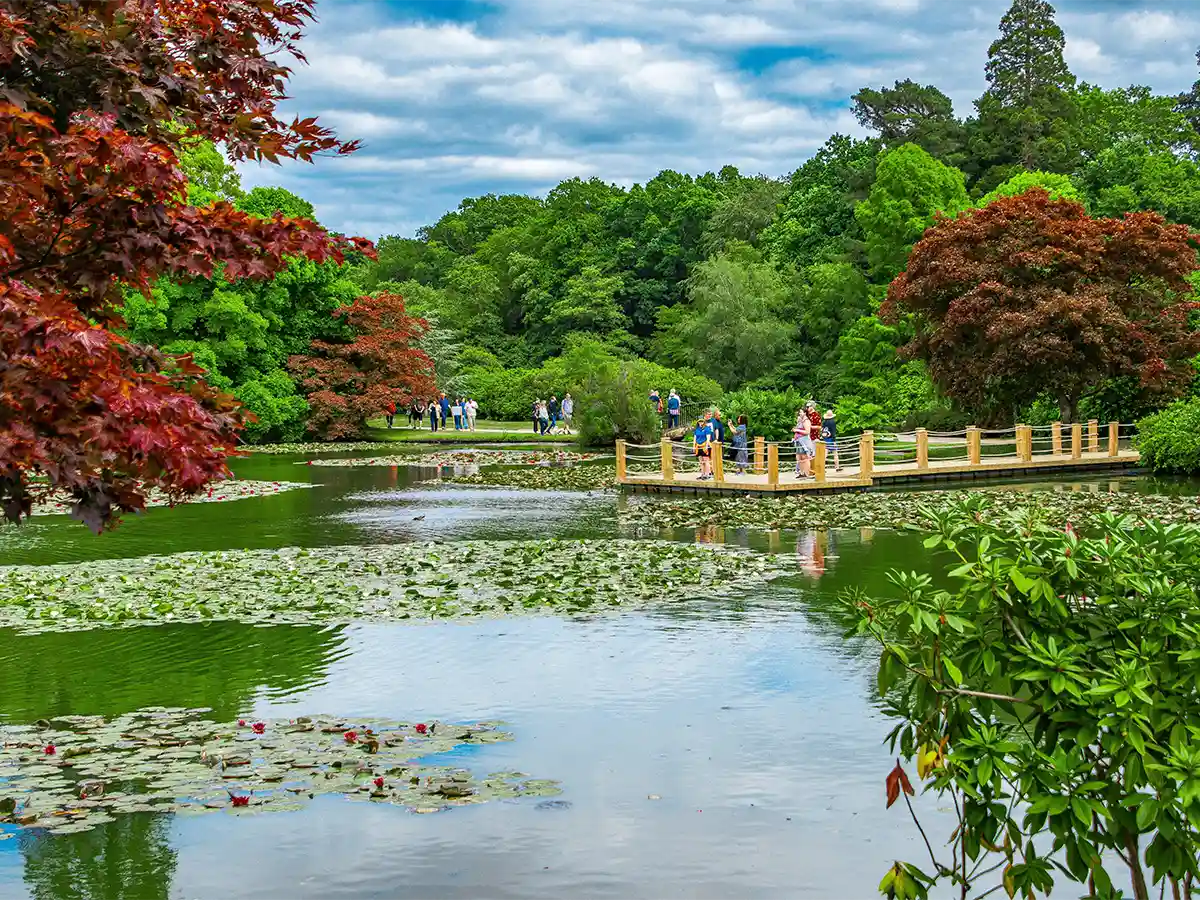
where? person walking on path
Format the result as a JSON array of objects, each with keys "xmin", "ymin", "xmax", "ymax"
[
  {"xmin": 693, "ymin": 416, "xmax": 714, "ymax": 480},
  {"xmin": 561, "ymin": 393, "xmax": 574, "ymax": 434},
  {"xmin": 438, "ymin": 393, "xmax": 450, "ymax": 428},
  {"xmin": 538, "ymin": 400, "xmax": 550, "ymax": 435},
  {"xmin": 732, "ymin": 415, "xmax": 749, "ymax": 475},
  {"xmin": 548, "ymin": 395, "xmax": 560, "ymax": 431},
  {"xmin": 451, "ymin": 398, "xmax": 463, "ymax": 431},
  {"xmin": 466, "ymin": 398, "xmax": 478, "ymax": 431},
  {"xmin": 667, "ymin": 390, "xmax": 681, "ymax": 429},
  {"xmin": 532, "ymin": 399, "xmax": 540, "ymax": 434},
  {"xmin": 428, "ymin": 400, "xmax": 439, "ymax": 432},
  {"xmin": 820, "ymin": 409, "xmax": 840, "ymax": 472},
  {"xmin": 385, "ymin": 401, "xmax": 396, "ymax": 429}
]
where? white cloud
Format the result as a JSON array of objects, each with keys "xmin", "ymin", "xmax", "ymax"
[{"xmin": 240, "ymin": 0, "xmax": 1200, "ymax": 239}]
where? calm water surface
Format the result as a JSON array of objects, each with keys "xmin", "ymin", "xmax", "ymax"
[{"xmin": 0, "ymin": 455, "xmax": 1189, "ymax": 899}]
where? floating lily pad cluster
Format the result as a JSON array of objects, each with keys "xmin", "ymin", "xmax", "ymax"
[
  {"xmin": 0, "ymin": 708, "xmax": 560, "ymax": 834},
  {"xmin": 620, "ymin": 489, "xmax": 1200, "ymax": 533},
  {"xmin": 307, "ymin": 449, "xmax": 604, "ymax": 469},
  {"xmin": 0, "ymin": 539, "xmax": 798, "ymax": 633},
  {"xmin": 28, "ymin": 480, "xmax": 312, "ymax": 518},
  {"xmin": 250, "ymin": 441, "xmax": 403, "ymax": 455},
  {"xmin": 435, "ymin": 461, "xmax": 661, "ymax": 492}
]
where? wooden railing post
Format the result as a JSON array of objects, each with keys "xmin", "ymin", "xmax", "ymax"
[
  {"xmin": 1016, "ymin": 425, "xmax": 1032, "ymax": 463},
  {"xmin": 967, "ymin": 426, "xmax": 981, "ymax": 465},
  {"xmin": 916, "ymin": 428, "xmax": 929, "ymax": 470},
  {"xmin": 1107, "ymin": 422, "xmax": 1119, "ymax": 458},
  {"xmin": 1088, "ymin": 419, "xmax": 1099, "ymax": 454},
  {"xmin": 1071, "ymin": 423, "xmax": 1082, "ymax": 460},
  {"xmin": 616, "ymin": 440, "xmax": 627, "ymax": 480},
  {"xmin": 767, "ymin": 443, "xmax": 779, "ymax": 486},
  {"xmin": 814, "ymin": 440, "xmax": 827, "ymax": 483},
  {"xmin": 859, "ymin": 431, "xmax": 874, "ymax": 477},
  {"xmin": 1051, "ymin": 421, "xmax": 1063, "ymax": 456},
  {"xmin": 661, "ymin": 439, "xmax": 674, "ymax": 483},
  {"xmin": 712, "ymin": 441, "xmax": 724, "ymax": 482},
  {"xmin": 754, "ymin": 436, "xmax": 765, "ymax": 474}
]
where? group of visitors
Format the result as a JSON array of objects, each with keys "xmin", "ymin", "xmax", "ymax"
[
  {"xmin": 687, "ymin": 399, "xmax": 839, "ymax": 480},
  {"xmin": 532, "ymin": 393, "xmax": 573, "ymax": 435},
  {"xmin": 793, "ymin": 400, "xmax": 840, "ymax": 478},
  {"xmin": 690, "ymin": 408, "xmax": 749, "ymax": 481},
  {"xmin": 386, "ymin": 394, "xmax": 479, "ymax": 432},
  {"xmin": 649, "ymin": 389, "xmax": 683, "ymax": 429}
]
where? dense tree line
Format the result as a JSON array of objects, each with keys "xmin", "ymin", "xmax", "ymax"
[{"xmin": 137, "ymin": 0, "xmax": 1200, "ymax": 442}]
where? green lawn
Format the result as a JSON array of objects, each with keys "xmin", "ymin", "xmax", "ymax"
[{"xmin": 365, "ymin": 418, "xmax": 575, "ymax": 444}]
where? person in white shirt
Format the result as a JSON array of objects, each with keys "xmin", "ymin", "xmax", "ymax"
[
  {"xmin": 466, "ymin": 398, "xmax": 478, "ymax": 431},
  {"xmin": 561, "ymin": 394, "xmax": 574, "ymax": 434}
]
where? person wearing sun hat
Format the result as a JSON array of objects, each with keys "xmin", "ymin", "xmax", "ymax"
[{"xmin": 820, "ymin": 407, "xmax": 840, "ymax": 472}]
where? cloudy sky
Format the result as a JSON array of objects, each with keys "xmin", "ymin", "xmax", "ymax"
[{"xmin": 239, "ymin": 0, "xmax": 1200, "ymax": 240}]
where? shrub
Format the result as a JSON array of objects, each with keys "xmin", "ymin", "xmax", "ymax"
[
  {"xmin": 721, "ymin": 388, "xmax": 808, "ymax": 441},
  {"xmin": 844, "ymin": 498, "xmax": 1200, "ymax": 900},
  {"xmin": 1137, "ymin": 398, "xmax": 1200, "ymax": 473},
  {"xmin": 235, "ymin": 370, "xmax": 309, "ymax": 444}
]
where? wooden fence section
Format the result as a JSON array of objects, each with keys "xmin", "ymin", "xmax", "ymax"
[{"xmin": 616, "ymin": 421, "xmax": 1141, "ymax": 495}]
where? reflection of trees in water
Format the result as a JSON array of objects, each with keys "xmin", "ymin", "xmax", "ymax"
[
  {"xmin": 19, "ymin": 813, "xmax": 176, "ymax": 900},
  {"xmin": 0, "ymin": 622, "xmax": 347, "ymax": 723}
]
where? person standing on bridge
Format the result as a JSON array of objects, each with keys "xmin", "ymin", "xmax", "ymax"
[
  {"xmin": 693, "ymin": 416, "xmax": 714, "ymax": 480},
  {"xmin": 667, "ymin": 390, "xmax": 681, "ymax": 429},
  {"xmin": 821, "ymin": 409, "xmax": 840, "ymax": 472},
  {"xmin": 732, "ymin": 415, "xmax": 749, "ymax": 475}
]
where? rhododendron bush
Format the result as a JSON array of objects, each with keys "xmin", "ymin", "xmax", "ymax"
[{"xmin": 0, "ymin": 0, "xmax": 371, "ymax": 531}]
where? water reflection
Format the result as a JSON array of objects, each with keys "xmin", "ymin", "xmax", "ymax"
[
  {"xmin": 0, "ymin": 623, "xmax": 348, "ymax": 723},
  {"xmin": 18, "ymin": 815, "xmax": 175, "ymax": 900}
]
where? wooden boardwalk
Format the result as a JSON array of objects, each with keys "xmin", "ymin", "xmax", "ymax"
[{"xmin": 617, "ymin": 422, "xmax": 1140, "ymax": 495}]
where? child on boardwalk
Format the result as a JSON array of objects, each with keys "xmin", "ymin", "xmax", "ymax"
[{"xmin": 693, "ymin": 417, "xmax": 714, "ymax": 480}]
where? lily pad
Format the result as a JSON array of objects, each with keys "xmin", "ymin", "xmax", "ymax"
[
  {"xmin": 0, "ymin": 539, "xmax": 797, "ymax": 634},
  {"xmin": 0, "ymin": 709, "xmax": 559, "ymax": 835}
]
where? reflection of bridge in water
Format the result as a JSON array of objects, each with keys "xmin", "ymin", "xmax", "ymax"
[{"xmin": 617, "ymin": 421, "xmax": 1140, "ymax": 495}]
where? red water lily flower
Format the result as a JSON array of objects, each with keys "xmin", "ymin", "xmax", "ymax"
[
  {"xmin": 373, "ymin": 777, "xmax": 384, "ymax": 789},
  {"xmin": 43, "ymin": 744, "xmax": 55, "ymax": 756},
  {"xmin": 252, "ymin": 722, "xmax": 266, "ymax": 734},
  {"xmin": 414, "ymin": 723, "xmax": 428, "ymax": 735},
  {"xmin": 231, "ymin": 795, "xmax": 250, "ymax": 807},
  {"xmin": 344, "ymin": 730, "xmax": 358, "ymax": 744},
  {"xmin": 237, "ymin": 719, "xmax": 246, "ymax": 727}
]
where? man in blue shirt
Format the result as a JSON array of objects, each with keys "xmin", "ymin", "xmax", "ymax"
[
  {"xmin": 667, "ymin": 390, "xmax": 681, "ymax": 429},
  {"xmin": 438, "ymin": 393, "xmax": 450, "ymax": 427}
]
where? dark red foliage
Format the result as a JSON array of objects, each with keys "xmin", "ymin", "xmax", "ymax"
[
  {"xmin": 883, "ymin": 190, "xmax": 1200, "ymax": 422},
  {"xmin": 0, "ymin": 1, "xmax": 372, "ymax": 531},
  {"xmin": 289, "ymin": 292, "xmax": 437, "ymax": 440}
]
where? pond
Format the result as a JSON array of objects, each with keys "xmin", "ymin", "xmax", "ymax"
[{"xmin": 0, "ymin": 452, "xmax": 1193, "ymax": 899}]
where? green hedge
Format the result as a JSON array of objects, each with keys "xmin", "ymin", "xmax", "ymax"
[{"xmin": 1137, "ymin": 399, "xmax": 1200, "ymax": 474}]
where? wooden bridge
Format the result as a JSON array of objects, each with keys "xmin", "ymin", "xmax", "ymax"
[{"xmin": 616, "ymin": 421, "xmax": 1140, "ymax": 494}]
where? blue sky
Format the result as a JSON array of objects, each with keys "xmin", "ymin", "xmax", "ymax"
[{"xmin": 238, "ymin": 0, "xmax": 1200, "ymax": 239}]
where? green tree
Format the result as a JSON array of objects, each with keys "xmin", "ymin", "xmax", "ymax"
[
  {"xmin": 700, "ymin": 175, "xmax": 788, "ymax": 255},
  {"xmin": 968, "ymin": 0, "xmax": 1079, "ymax": 192},
  {"xmin": 978, "ymin": 169, "xmax": 1082, "ymax": 206},
  {"xmin": 852, "ymin": 79, "xmax": 966, "ymax": 164},
  {"xmin": 658, "ymin": 245, "xmax": 797, "ymax": 389},
  {"xmin": 1076, "ymin": 141, "xmax": 1200, "ymax": 227},
  {"xmin": 854, "ymin": 143, "xmax": 969, "ymax": 281},
  {"xmin": 1075, "ymin": 84, "xmax": 1199, "ymax": 160},
  {"xmin": 179, "ymin": 139, "xmax": 243, "ymax": 207},
  {"xmin": 762, "ymin": 135, "xmax": 878, "ymax": 268}
]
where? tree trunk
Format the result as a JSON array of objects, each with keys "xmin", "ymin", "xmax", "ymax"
[
  {"xmin": 1124, "ymin": 831, "xmax": 1150, "ymax": 900},
  {"xmin": 1057, "ymin": 393, "xmax": 1078, "ymax": 424}
]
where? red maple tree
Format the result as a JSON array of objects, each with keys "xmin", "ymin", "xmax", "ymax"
[
  {"xmin": 0, "ymin": 1, "xmax": 372, "ymax": 530},
  {"xmin": 289, "ymin": 292, "xmax": 437, "ymax": 440},
  {"xmin": 882, "ymin": 190, "xmax": 1200, "ymax": 423}
]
